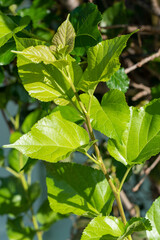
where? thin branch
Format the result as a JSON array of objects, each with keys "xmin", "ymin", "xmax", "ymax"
[
  {"xmin": 100, "ymin": 24, "xmax": 160, "ymax": 34},
  {"xmin": 120, "ymin": 190, "xmax": 137, "ymax": 217},
  {"xmin": 132, "ymin": 155, "xmax": 160, "ymax": 192},
  {"xmin": 125, "ymin": 49, "xmax": 160, "ymax": 74}
]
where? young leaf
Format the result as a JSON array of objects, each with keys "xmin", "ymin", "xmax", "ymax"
[
  {"xmin": 16, "ymin": 44, "xmax": 82, "ymax": 104},
  {"xmin": 108, "ymin": 98, "xmax": 160, "ymax": 165},
  {"xmin": 81, "ymin": 216, "xmax": 124, "ymax": 240},
  {"xmin": 4, "ymin": 111, "xmax": 90, "ymax": 162},
  {"xmin": 70, "ymin": 3, "xmax": 102, "ymax": 56},
  {"xmin": 146, "ymin": 196, "xmax": 160, "ymax": 239},
  {"xmin": 13, "ymin": 45, "xmax": 56, "ymax": 64},
  {"xmin": 52, "ymin": 15, "xmax": 75, "ymax": 55},
  {"xmin": 46, "ymin": 162, "xmax": 114, "ymax": 217},
  {"xmin": 107, "ymin": 68, "xmax": 130, "ymax": 93},
  {"xmin": 118, "ymin": 217, "xmax": 152, "ymax": 240},
  {"xmin": 78, "ymin": 32, "xmax": 135, "ymax": 93}
]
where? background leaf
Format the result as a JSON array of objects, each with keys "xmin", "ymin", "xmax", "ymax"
[
  {"xmin": 107, "ymin": 68, "xmax": 130, "ymax": 93},
  {"xmin": 7, "ymin": 216, "xmax": 35, "ymax": 240},
  {"xmin": 46, "ymin": 162, "xmax": 114, "ymax": 217},
  {"xmin": 81, "ymin": 216, "xmax": 124, "ymax": 240},
  {"xmin": 70, "ymin": 3, "xmax": 102, "ymax": 56}
]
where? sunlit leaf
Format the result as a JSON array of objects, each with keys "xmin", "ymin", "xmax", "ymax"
[
  {"xmin": 52, "ymin": 15, "xmax": 75, "ymax": 55},
  {"xmin": 146, "ymin": 196, "xmax": 160, "ymax": 239},
  {"xmin": 4, "ymin": 111, "xmax": 90, "ymax": 162},
  {"xmin": 81, "ymin": 216, "xmax": 124, "ymax": 240},
  {"xmin": 78, "ymin": 32, "xmax": 135, "ymax": 93}
]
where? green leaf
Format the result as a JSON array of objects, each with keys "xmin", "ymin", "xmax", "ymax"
[
  {"xmin": 70, "ymin": 3, "xmax": 102, "ymax": 56},
  {"xmin": 78, "ymin": 32, "xmax": 135, "ymax": 93},
  {"xmin": 146, "ymin": 196, "xmax": 160, "ymax": 239},
  {"xmin": 13, "ymin": 45, "xmax": 56, "ymax": 64},
  {"xmin": 0, "ymin": 11, "xmax": 17, "ymax": 47},
  {"xmin": 7, "ymin": 216, "xmax": 35, "ymax": 240},
  {"xmin": 52, "ymin": 15, "xmax": 75, "ymax": 55},
  {"xmin": 151, "ymin": 84, "xmax": 160, "ymax": 99},
  {"xmin": 0, "ymin": 66, "xmax": 4, "ymax": 84},
  {"xmin": 0, "ymin": 0, "xmax": 23, "ymax": 7},
  {"xmin": 118, "ymin": 217, "xmax": 152, "ymax": 240},
  {"xmin": 100, "ymin": 2, "xmax": 128, "ymax": 38},
  {"xmin": 46, "ymin": 162, "xmax": 114, "ymax": 217},
  {"xmin": 8, "ymin": 149, "xmax": 28, "ymax": 173},
  {"xmin": 14, "ymin": 35, "xmax": 46, "ymax": 51},
  {"xmin": 0, "ymin": 12, "xmax": 30, "ymax": 48},
  {"xmin": 52, "ymin": 105, "xmax": 84, "ymax": 124},
  {"xmin": 15, "ymin": 41, "xmax": 83, "ymax": 104},
  {"xmin": 80, "ymin": 90, "xmax": 130, "ymax": 143},
  {"xmin": 21, "ymin": 109, "xmax": 46, "ymax": 134},
  {"xmin": 0, "ymin": 38, "xmax": 16, "ymax": 65},
  {"xmin": 107, "ymin": 68, "xmax": 130, "ymax": 93},
  {"xmin": 37, "ymin": 199, "xmax": 64, "ymax": 230},
  {"xmin": 0, "ymin": 176, "xmax": 29, "ymax": 215},
  {"xmin": 81, "ymin": 216, "xmax": 124, "ymax": 240},
  {"xmin": 0, "ymin": 148, "xmax": 4, "ymax": 167},
  {"xmin": 4, "ymin": 111, "xmax": 90, "ymax": 162},
  {"xmin": 28, "ymin": 182, "xmax": 41, "ymax": 203},
  {"xmin": 82, "ymin": 90, "xmax": 160, "ymax": 166},
  {"xmin": 108, "ymin": 98, "xmax": 160, "ymax": 165}
]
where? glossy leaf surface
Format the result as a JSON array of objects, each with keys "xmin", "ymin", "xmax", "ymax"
[
  {"xmin": 15, "ymin": 39, "xmax": 82, "ymax": 103},
  {"xmin": 82, "ymin": 90, "xmax": 160, "ymax": 166},
  {"xmin": 108, "ymin": 98, "xmax": 160, "ymax": 165},
  {"xmin": 4, "ymin": 112, "xmax": 90, "ymax": 162},
  {"xmin": 78, "ymin": 32, "xmax": 134, "ymax": 93},
  {"xmin": 107, "ymin": 68, "xmax": 129, "ymax": 93},
  {"xmin": 146, "ymin": 196, "xmax": 160, "ymax": 239},
  {"xmin": 81, "ymin": 216, "xmax": 124, "ymax": 240},
  {"xmin": 46, "ymin": 162, "xmax": 114, "ymax": 217},
  {"xmin": 14, "ymin": 45, "xmax": 56, "ymax": 64}
]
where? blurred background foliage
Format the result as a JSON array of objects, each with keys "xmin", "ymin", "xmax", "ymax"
[{"xmin": 0, "ymin": 0, "xmax": 160, "ymax": 239}]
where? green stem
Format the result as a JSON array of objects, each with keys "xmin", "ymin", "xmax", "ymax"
[
  {"xmin": 71, "ymin": 87, "xmax": 128, "ymax": 224},
  {"xmin": 31, "ymin": 208, "xmax": 43, "ymax": 240},
  {"xmin": 119, "ymin": 166, "xmax": 132, "ymax": 192},
  {"xmin": 85, "ymin": 152, "xmax": 100, "ymax": 165},
  {"xmin": 5, "ymin": 166, "xmax": 20, "ymax": 178}
]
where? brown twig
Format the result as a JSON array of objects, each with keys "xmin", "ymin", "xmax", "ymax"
[
  {"xmin": 150, "ymin": 0, "xmax": 160, "ymax": 17},
  {"xmin": 125, "ymin": 49, "xmax": 160, "ymax": 74},
  {"xmin": 132, "ymin": 155, "xmax": 160, "ymax": 192},
  {"xmin": 120, "ymin": 190, "xmax": 136, "ymax": 217},
  {"xmin": 130, "ymin": 82, "xmax": 151, "ymax": 101},
  {"xmin": 100, "ymin": 24, "xmax": 160, "ymax": 34}
]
